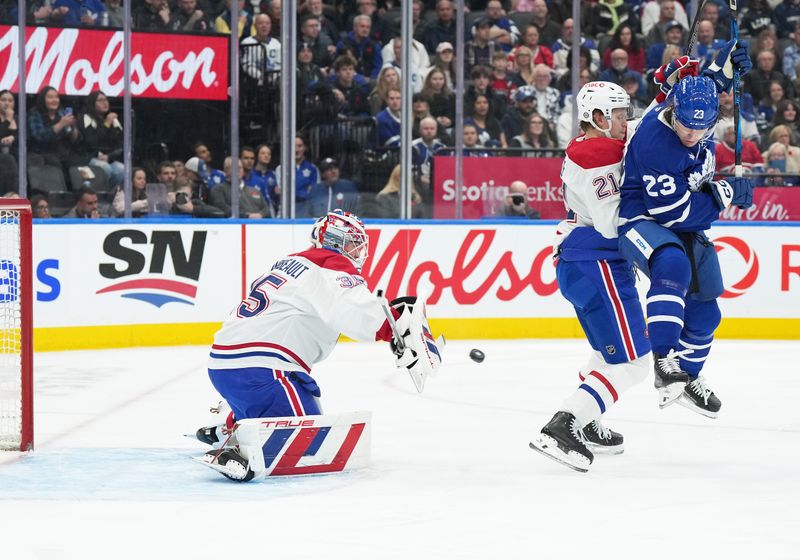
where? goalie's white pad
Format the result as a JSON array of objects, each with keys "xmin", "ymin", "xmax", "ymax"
[
  {"xmin": 400, "ymin": 292, "xmax": 445, "ymax": 393},
  {"xmin": 196, "ymin": 411, "xmax": 373, "ymax": 480}
]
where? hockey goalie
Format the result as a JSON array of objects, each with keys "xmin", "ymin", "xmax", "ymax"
[{"xmin": 193, "ymin": 209, "xmax": 444, "ymax": 482}]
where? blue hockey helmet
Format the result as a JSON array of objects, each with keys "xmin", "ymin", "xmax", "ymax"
[{"xmin": 671, "ymin": 76, "xmax": 719, "ymax": 130}]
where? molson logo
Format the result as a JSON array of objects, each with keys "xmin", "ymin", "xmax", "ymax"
[
  {"xmin": 0, "ymin": 25, "xmax": 227, "ymax": 99},
  {"xmin": 714, "ymin": 236, "xmax": 759, "ymax": 298}
]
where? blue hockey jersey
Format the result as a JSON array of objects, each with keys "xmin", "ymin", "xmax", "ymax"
[{"xmin": 619, "ymin": 104, "xmax": 722, "ymax": 234}]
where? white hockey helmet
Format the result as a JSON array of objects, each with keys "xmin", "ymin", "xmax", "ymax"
[
  {"xmin": 310, "ymin": 209, "xmax": 369, "ymax": 270},
  {"xmin": 576, "ymin": 81, "xmax": 632, "ymax": 136}
]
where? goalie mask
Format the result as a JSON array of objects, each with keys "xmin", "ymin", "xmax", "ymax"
[
  {"xmin": 310, "ymin": 209, "xmax": 369, "ymax": 271},
  {"xmin": 576, "ymin": 81, "xmax": 632, "ymax": 137}
]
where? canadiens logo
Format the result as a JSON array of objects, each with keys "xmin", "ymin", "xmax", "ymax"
[
  {"xmin": 713, "ymin": 236, "xmax": 759, "ymax": 298},
  {"xmin": 96, "ymin": 230, "xmax": 206, "ymax": 307}
]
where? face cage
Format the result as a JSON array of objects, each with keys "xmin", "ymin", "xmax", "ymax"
[{"xmin": 322, "ymin": 223, "xmax": 369, "ymax": 270}]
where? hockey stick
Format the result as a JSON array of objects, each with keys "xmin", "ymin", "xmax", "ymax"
[
  {"xmin": 685, "ymin": 0, "xmax": 710, "ymax": 56},
  {"xmin": 376, "ymin": 289, "xmax": 405, "ymax": 354},
  {"xmin": 730, "ymin": 0, "xmax": 743, "ymax": 178}
]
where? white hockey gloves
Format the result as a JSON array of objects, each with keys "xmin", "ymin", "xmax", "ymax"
[
  {"xmin": 702, "ymin": 39, "xmax": 752, "ymax": 94},
  {"xmin": 707, "ymin": 177, "xmax": 754, "ymax": 210}
]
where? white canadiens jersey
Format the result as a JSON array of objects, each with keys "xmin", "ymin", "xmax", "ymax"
[
  {"xmin": 555, "ymin": 135, "xmax": 626, "ymax": 245},
  {"xmin": 208, "ymin": 248, "xmax": 385, "ymax": 374}
]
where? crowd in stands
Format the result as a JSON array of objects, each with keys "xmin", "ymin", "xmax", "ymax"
[{"xmin": 2, "ymin": 0, "xmax": 800, "ymax": 218}]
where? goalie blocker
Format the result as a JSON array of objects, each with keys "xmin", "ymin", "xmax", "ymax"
[{"xmin": 194, "ymin": 411, "xmax": 372, "ymax": 482}]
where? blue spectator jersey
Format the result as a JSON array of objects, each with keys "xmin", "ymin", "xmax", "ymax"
[
  {"xmin": 619, "ymin": 103, "xmax": 721, "ymax": 235},
  {"xmin": 246, "ymin": 167, "xmax": 279, "ymax": 209},
  {"xmin": 53, "ymin": 0, "xmax": 107, "ymax": 25},
  {"xmin": 276, "ymin": 160, "xmax": 320, "ymax": 203},
  {"xmin": 376, "ymin": 109, "xmax": 401, "ymax": 147}
]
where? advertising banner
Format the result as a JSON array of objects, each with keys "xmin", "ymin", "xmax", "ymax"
[
  {"xmin": 719, "ymin": 186, "xmax": 800, "ymax": 222},
  {"xmin": 431, "ymin": 156, "xmax": 566, "ymax": 219},
  {"xmin": 0, "ymin": 25, "xmax": 228, "ymax": 100}
]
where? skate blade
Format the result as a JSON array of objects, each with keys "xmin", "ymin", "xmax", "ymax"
[
  {"xmin": 586, "ymin": 442, "xmax": 624, "ymax": 456},
  {"xmin": 529, "ymin": 435, "xmax": 590, "ymax": 473},
  {"xmin": 657, "ymin": 383, "xmax": 686, "ymax": 409},
  {"xmin": 674, "ymin": 395, "xmax": 720, "ymax": 419},
  {"xmin": 192, "ymin": 454, "xmax": 251, "ymax": 481}
]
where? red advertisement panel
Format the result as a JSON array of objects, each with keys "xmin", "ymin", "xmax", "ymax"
[
  {"xmin": 719, "ymin": 186, "xmax": 800, "ymax": 222},
  {"xmin": 0, "ymin": 25, "xmax": 228, "ymax": 100},
  {"xmin": 432, "ymin": 156, "xmax": 566, "ymax": 219}
]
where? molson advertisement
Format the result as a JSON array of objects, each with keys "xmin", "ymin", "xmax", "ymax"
[{"xmin": 31, "ymin": 222, "xmax": 800, "ymax": 350}]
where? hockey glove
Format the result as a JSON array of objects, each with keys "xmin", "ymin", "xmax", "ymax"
[
  {"xmin": 701, "ymin": 40, "xmax": 752, "ymax": 94},
  {"xmin": 654, "ymin": 56, "xmax": 699, "ymax": 103},
  {"xmin": 390, "ymin": 296, "xmax": 417, "ymax": 314},
  {"xmin": 707, "ymin": 177, "xmax": 754, "ymax": 210}
]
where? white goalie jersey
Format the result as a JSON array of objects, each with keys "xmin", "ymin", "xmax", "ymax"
[
  {"xmin": 555, "ymin": 135, "xmax": 626, "ymax": 251},
  {"xmin": 208, "ymin": 248, "xmax": 388, "ymax": 374}
]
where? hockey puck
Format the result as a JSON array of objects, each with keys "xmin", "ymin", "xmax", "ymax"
[{"xmin": 469, "ymin": 349, "xmax": 485, "ymax": 363}]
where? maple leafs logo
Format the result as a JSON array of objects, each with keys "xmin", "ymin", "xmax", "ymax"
[{"xmin": 687, "ymin": 148, "xmax": 716, "ymax": 192}]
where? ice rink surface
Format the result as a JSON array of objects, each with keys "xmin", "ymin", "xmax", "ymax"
[{"xmin": 1, "ymin": 339, "xmax": 799, "ymax": 560}]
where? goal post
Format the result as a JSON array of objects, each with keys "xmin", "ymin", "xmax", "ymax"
[{"xmin": 0, "ymin": 199, "xmax": 33, "ymax": 452}]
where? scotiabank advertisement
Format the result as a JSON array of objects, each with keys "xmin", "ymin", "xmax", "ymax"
[
  {"xmin": 30, "ymin": 222, "xmax": 800, "ymax": 349},
  {"xmin": 432, "ymin": 156, "xmax": 800, "ymax": 222},
  {"xmin": 0, "ymin": 25, "xmax": 228, "ymax": 100}
]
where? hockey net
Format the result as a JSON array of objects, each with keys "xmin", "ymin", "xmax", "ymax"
[{"xmin": 0, "ymin": 200, "xmax": 32, "ymax": 451}]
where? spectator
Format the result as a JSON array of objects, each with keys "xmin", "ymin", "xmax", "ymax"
[
  {"xmin": 30, "ymin": 194, "xmax": 51, "ymax": 219},
  {"xmin": 465, "ymin": 65, "xmax": 507, "ymax": 121},
  {"xmin": 77, "ymin": 90, "xmax": 124, "ymax": 189},
  {"xmin": 602, "ymin": 23, "xmax": 645, "ymax": 73},
  {"xmin": 700, "ymin": 1, "xmax": 730, "ymax": 41},
  {"xmin": 428, "ymin": 42, "xmax": 457, "ymax": 89},
  {"xmin": 135, "ymin": 0, "xmax": 172, "ymax": 30},
  {"xmin": 337, "ymin": 14, "xmax": 383, "ymax": 80},
  {"xmin": 411, "ymin": 116, "xmax": 446, "ymax": 200},
  {"xmin": 783, "ymin": 23, "xmax": 800, "ymax": 83},
  {"xmin": 509, "ymin": 112, "xmax": 553, "ymax": 151},
  {"xmin": 194, "ymin": 142, "xmax": 226, "ymax": 189},
  {"xmin": 300, "ymin": 0, "xmax": 339, "ymax": 44},
  {"xmin": 210, "ymin": 157, "xmax": 269, "ymax": 218},
  {"xmin": 64, "ymin": 186, "xmax": 100, "ymax": 218},
  {"xmin": 531, "ymin": 63, "xmax": 560, "ymax": 124},
  {"xmin": 376, "ymin": 164, "xmax": 425, "ymax": 218},
  {"xmin": 598, "ymin": 49, "xmax": 646, "ymax": 93},
  {"xmin": 552, "ymin": 18, "xmax": 600, "ymax": 77},
  {"xmin": 297, "ymin": 42, "xmax": 325, "ymax": 93},
  {"xmin": 348, "ymin": 0, "xmax": 393, "ymax": 44},
  {"xmin": 772, "ymin": 99, "xmax": 800, "ymax": 142},
  {"xmin": 27, "ymin": 86, "xmax": 79, "ymax": 178},
  {"xmin": 622, "ymin": 73, "xmax": 649, "ymax": 116},
  {"xmin": 245, "ymin": 144, "xmax": 278, "ymax": 214},
  {"xmin": 509, "ymin": 25, "xmax": 554, "ymax": 69},
  {"xmin": 742, "ymin": 0, "xmax": 775, "ymax": 39},
  {"xmin": 240, "ymin": 146, "xmax": 256, "ymax": 178},
  {"xmin": 502, "ymin": 85, "xmax": 537, "ymax": 140},
  {"xmin": 471, "ymin": 0, "xmax": 519, "ymax": 52},
  {"xmin": 421, "ymin": 68, "xmax": 455, "ymax": 130},
  {"xmin": 171, "ymin": 176, "xmax": 225, "ymax": 217},
  {"xmin": 762, "ymin": 141, "xmax": 800, "ymax": 186},
  {"xmin": 112, "ymin": 166, "xmax": 149, "ymax": 217},
  {"xmin": 465, "ymin": 94, "xmax": 507, "ymax": 148},
  {"xmin": 275, "ymin": 135, "xmax": 320, "ymax": 207},
  {"xmin": 774, "ymin": 0, "xmax": 800, "ymax": 39},
  {"xmin": 640, "ymin": 0, "xmax": 688, "ymax": 37},
  {"xmin": 173, "ymin": 160, "xmax": 186, "ymax": 180},
  {"xmin": 510, "ymin": 46, "xmax": 536, "ymax": 87},
  {"xmin": 53, "ymin": 0, "xmax": 107, "ymax": 26},
  {"xmin": 716, "ymin": 125, "xmax": 765, "ymax": 176},
  {"xmin": 329, "ymin": 55, "xmax": 371, "ymax": 117},
  {"xmin": 369, "ymin": 65, "xmax": 401, "ymax": 115},
  {"xmin": 756, "ymin": 81, "xmax": 786, "ymax": 132},
  {"xmin": 530, "ymin": 0, "xmax": 561, "ymax": 48},
  {"xmin": 299, "ymin": 15, "xmax": 335, "ymax": 70},
  {"xmin": 422, "ymin": 0, "xmax": 456, "ymax": 55},
  {"xmin": 590, "ymin": 0, "xmax": 639, "ymax": 37},
  {"xmin": 751, "ymin": 28, "xmax": 780, "ymax": 70},
  {"xmin": 694, "ymin": 20, "xmax": 727, "ymax": 71},
  {"xmin": 0, "ymin": 90, "xmax": 18, "ymax": 195},
  {"xmin": 241, "ymin": 14, "xmax": 282, "ymax": 83},
  {"xmin": 645, "ymin": 20, "xmax": 685, "ymax": 70},
  {"xmin": 496, "ymin": 180, "xmax": 540, "ymax": 218},
  {"xmin": 465, "ymin": 17, "xmax": 499, "ymax": 73},
  {"xmin": 6, "ymin": 1, "xmax": 70, "ymax": 26},
  {"xmin": 304, "ymin": 158, "xmax": 360, "ymax": 218},
  {"xmin": 215, "ymin": 0, "xmax": 253, "ymax": 38},
  {"xmin": 746, "ymin": 50, "xmax": 795, "ymax": 106},
  {"xmin": 157, "ymin": 161, "xmax": 178, "ymax": 191},
  {"xmin": 375, "ymin": 88, "xmax": 402, "ymax": 147},
  {"xmin": 184, "ymin": 157, "xmax": 208, "ymax": 200},
  {"xmin": 169, "ymin": 0, "xmax": 211, "ymax": 32},
  {"xmin": 411, "ymin": 94, "xmax": 450, "ymax": 142},
  {"xmin": 462, "ymin": 123, "xmax": 489, "ymax": 156},
  {"xmin": 490, "ymin": 51, "xmax": 515, "ymax": 101},
  {"xmin": 766, "ymin": 125, "xmax": 800, "ymax": 169},
  {"xmin": 264, "ymin": 0, "xmax": 282, "ymax": 37},
  {"xmin": 556, "ymin": 68, "xmax": 594, "ymax": 147},
  {"xmin": 382, "ymin": 37, "xmax": 430, "ymax": 93},
  {"xmin": 645, "ymin": 0, "xmax": 687, "ymax": 43},
  {"xmin": 105, "ymin": 0, "xmax": 123, "ymax": 27},
  {"xmin": 715, "ymin": 90, "xmax": 760, "ymax": 144}
]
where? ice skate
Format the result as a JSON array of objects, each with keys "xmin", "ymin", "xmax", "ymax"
[
  {"xmin": 530, "ymin": 411, "xmax": 593, "ymax": 473},
  {"xmin": 582, "ymin": 418, "xmax": 624, "ymax": 455},
  {"xmin": 653, "ymin": 350, "xmax": 691, "ymax": 408},
  {"xmin": 676, "ymin": 376, "xmax": 721, "ymax": 418},
  {"xmin": 193, "ymin": 448, "xmax": 255, "ymax": 482}
]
